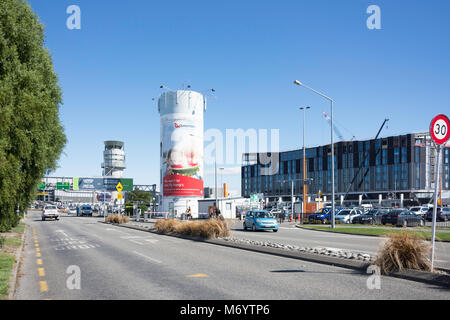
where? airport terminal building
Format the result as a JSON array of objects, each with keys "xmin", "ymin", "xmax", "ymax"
[{"xmin": 241, "ymin": 132, "xmax": 450, "ymax": 206}]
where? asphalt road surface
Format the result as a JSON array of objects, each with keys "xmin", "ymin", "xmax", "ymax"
[
  {"xmin": 230, "ymin": 220, "xmax": 450, "ymax": 270},
  {"xmin": 15, "ymin": 211, "xmax": 449, "ymax": 300}
]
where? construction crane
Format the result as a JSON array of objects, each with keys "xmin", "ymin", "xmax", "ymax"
[
  {"xmin": 323, "ymin": 111, "xmax": 356, "ymax": 142},
  {"xmin": 343, "ymin": 118, "xmax": 389, "ymax": 201}
]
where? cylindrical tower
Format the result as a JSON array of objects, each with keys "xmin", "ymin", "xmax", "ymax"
[
  {"xmin": 102, "ymin": 140, "xmax": 126, "ymax": 178},
  {"xmin": 158, "ymin": 90, "xmax": 205, "ymax": 216}
]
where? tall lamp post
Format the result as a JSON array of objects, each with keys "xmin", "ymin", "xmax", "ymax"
[
  {"xmin": 300, "ymin": 106, "xmax": 311, "ymax": 223},
  {"xmin": 294, "ymin": 80, "xmax": 336, "ymax": 229}
]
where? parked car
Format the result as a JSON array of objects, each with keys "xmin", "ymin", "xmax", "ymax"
[
  {"xmin": 381, "ymin": 209, "xmax": 424, "ymax": 227},
  {"xmin": 79, "ymin": 204, "xmax": 93, "ymax": 217},
  {"xmin": 308, "ymin": 207, "xmax": 332, "ymax": 224},
  {"xmin": 243, "ymin": 210, "xmax": 278, "ymax": 232},
  {"xmin": 352, "ymin": 208, "xmax": 388, "ymax": 224},
  {"xmin": 335, "ymin": 208, "xmax": 363, "ymax": 224},
  {"xmin": 425, "ymin": 207, "xmax": 450, "ymax": 222},
  {"xmin": 409, "ymin": 206, "xmax": 428, "ymax": 217},
  {"xmin": 42, "ymin": 205, "xmax": 60, "ymax": 221}
]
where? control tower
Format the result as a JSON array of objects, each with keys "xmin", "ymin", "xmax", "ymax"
[{"xmin": 102, "ymin": 141, "xmax": 126, "ymax": 178}]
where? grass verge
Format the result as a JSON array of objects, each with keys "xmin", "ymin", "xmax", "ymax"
[
  {"xmin": 300, "ymin": 225, "xmax": 450, "ymax": 241},
  {"xmin": 0, "ymin": 222, "xmax": 25, "ymax": 300},
  {"xmin": 106, "ymin": 215, "xmax": 130, "ymax": 224}
]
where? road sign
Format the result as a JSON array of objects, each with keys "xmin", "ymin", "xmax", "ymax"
[
  {"xmin": 116, "ymin": 182, "xmax": 123, "ymax": 192},
  {"xmin": 430, "ymin": 114, "xmax": 450, "ymax": 145},
  {"xmin": 39, "ymin": 181, "xmax": 46, "ymax": 190},
  {"xmin": 117, "ymin": 193, "xmax": 123, "ymax": 200}
]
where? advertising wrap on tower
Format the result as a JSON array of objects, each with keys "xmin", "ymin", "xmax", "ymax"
[{"xmin": 160, "ymin": 90, "xmax": 204, "ymax": 198}]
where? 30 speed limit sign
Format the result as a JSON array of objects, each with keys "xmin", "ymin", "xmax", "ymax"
[{"xmin": 430, "ymin": 114, "xmax": 450, "ymax": 145}]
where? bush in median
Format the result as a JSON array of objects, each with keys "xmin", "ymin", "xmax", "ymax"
[
  {"xmin": 155, "ymin": 218, "xmax": 230, "ymax": 239},
  {"xmin": 106, "ymin": 215, "xmax": 130, "ymax": 224},
  {"xmin": 374, "ymin": 231, "xmax": 431, "ymax": 275}
]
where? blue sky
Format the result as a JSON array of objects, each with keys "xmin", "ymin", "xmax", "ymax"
[{"xmin": 27, "ymin": 0, "xmax": 450, "ymax": 195}]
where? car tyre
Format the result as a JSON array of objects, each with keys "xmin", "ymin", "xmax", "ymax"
[
  {"xmin": 322, "ymin": 218, "xmax": 328, "ymax": 224},
  {"xmin": 252, "ymin": 224, "xmax": 256, "ymax": 232},
  {"xmin": 273, "ymin": 229, "xmax": 278, "ymax": 232},
  {"xmin": 243, "ymin": 223, "xmax": 247, "ymax": 231}
]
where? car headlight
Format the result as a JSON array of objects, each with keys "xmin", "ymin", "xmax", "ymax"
[{"xmin": 255, "ymin": 219, "xmax": 262, "ymax": 223}]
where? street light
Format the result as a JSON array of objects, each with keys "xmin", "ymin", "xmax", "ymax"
[
  {"xmin": 300, "ymin": 106, "xmax": 311, "ymax": 224},
  {"xmin": 294, "ymin": 80, "xmax": 336, "ymax": 229},
  {"xmin": 219, "ymin": 167, "xmax": 225, "ymax": 212}
]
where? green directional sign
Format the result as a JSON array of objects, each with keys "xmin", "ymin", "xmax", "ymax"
[
  {"xmin": 57, "ymin": 182, "xmax": 70, "ymax": 190},
  {"xmin": 250, "ymin": 194, "xmax": 258, "ymax": 202},
  {"xmin": 39, "ymin": 181, "xmax": 46, "ymax": 190}
]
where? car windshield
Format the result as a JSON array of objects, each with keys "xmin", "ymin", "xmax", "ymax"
[
  {"xmin": 337, "ymin": 210, "xmax": 350, "ymax": 215},
  {"xmin": 255, "ymin": 211, "xmax": 273, "ymax": 218},
  {"xmin": 443, "ymin": 208, "xmax": 450, "ymax": 212},
  {"xmin": 367, "ymin": 210, "xmax": 378, "ymax": 215},
  {"xmin": 410, "ymin": 207, "xmax": 420, "ymax": 212},
  {"xmin": 45, "ymin": 205, "xmax": 57, "ymax": 210}
]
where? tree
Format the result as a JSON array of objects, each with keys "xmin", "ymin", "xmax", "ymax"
[{"xmin": 0, "ymin": 0, "xmax": 66, "ymax": 231}]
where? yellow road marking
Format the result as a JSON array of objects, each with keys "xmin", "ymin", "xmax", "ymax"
[
  {"xmin": 36, "ymin": 259, "xmax": 43, "ymax": 265},
  {"xmin": 40, "ymin": 281, "xmax": 48, "ymax": 292},
  {"xmin": 36, "ymin": 247, "xmax": 40, "ymax": 252},
  {"xmin": 38, "ymin": 268, "xmax": 45, "ymax": 277},
  {"xmin": 36, "ymin": 252, "xmax": 41, "ymax": 257},
  {"xmin": 35, "ymin": 243, "xmax": 39, "ymax": 247},
  {"xmin": 186, "ymin": 274, "xmax": 208, "ymax": 278}
]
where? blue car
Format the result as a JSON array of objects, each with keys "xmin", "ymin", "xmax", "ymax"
[
  {"xmin": 243, "ymin": 210, "xmax": 278, "ymax": 232},
  {"xmin": 308, "ymin": 207, "xmax": 344, "ymax": 224}
]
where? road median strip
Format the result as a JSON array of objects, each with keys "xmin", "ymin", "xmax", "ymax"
[{"xmin": 100, "ymin": 221, "xmax": 450, "ymax": 288}]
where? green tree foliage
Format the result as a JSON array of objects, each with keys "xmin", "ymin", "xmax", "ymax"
[{"xmin": 0, "ymin": 0, "xmax": 66, "ymax": 231}]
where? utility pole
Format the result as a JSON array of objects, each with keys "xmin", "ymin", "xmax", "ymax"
[{"xmin": 300, "ymin": 106, "xmax": 311, "ymax": 223}]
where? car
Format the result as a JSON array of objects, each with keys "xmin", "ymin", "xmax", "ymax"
[
  {"xmin": 409, "ymin": 206, "xmax": 428, "ymax": 217},
  {"xmin": 381, "ymin": 209, "xmax": 425, "ymax": 227},
  {"xmin": 42, "ymin": 205, "xmax": 60, "ymax": 221},
  {"xmin": 425, "ymin": 207, "xmax": 450, "ymax": 222},
  {"xmin": 352, "ymin": 209, "xmax": 389, "ymax": 225},
  {"xmin": 79, "ymin": 204, "xmax": 93, "ymax": 216},
  {"xmin": 68, "ymin": 206, "xmax": 77, "ymax": 215},
  {"xmin": 335, "ymin": 208, "xmax": 363, "ymax": 224},
  {"xmin": 308, "ymin": 207, "xmax": 332, "ymax": 224},
  {"xmin": 243, "ymin": 210, "xmax": 278, "ymax": 232}
]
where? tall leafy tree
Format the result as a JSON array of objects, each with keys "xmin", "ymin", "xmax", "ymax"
[{"xmin": 0, "ymin": 0, "xmax": 66, "ymax": 231}]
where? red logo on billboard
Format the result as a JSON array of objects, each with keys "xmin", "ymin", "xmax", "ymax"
[{"xmin": 163, "ymin": 175, "xmax": 203, "ymax": 197}]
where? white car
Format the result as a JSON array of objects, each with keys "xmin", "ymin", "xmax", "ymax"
[
  {"xmin": 42, "ymin": 205, "xmax": 60, "ymax": 221},
  {"xmin": 409, "ymin": 206, "xmax": 428, "ymax": 216},
  {"xmin": 335, "ymin": 208, "xmax": 363, "ymax": 224}
]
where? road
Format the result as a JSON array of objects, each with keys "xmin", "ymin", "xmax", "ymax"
[
  {"xmin": 229, "ymin": 220, "xmax": 450, "ymax": 270},
  {"xmin": 15, "ymin": 211, "xmax": 449, "ymax": 300}
]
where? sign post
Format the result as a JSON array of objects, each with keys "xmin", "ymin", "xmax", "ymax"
[{"xmin": 429, "ymin": 114, "xmax": 450, "ymax": 271}]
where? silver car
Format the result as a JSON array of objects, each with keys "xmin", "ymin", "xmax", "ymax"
[{"xmin": 42, "ymin": 205, "xmax": 60, "ymax": 221}]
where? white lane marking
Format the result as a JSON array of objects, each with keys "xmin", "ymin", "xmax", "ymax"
[
  {"xmin": 105, "ymin": 228, "xmax": 130, "ymax": 235},
  {"xmin": 55, "ymin": 230, "xmax": 69, "ymax": 237},
  {"xmin": 130, "ymin": 239, "xmax": 144, "ymax": 245},
  {"xmin": 132, "ymin": 251, "xmax": 162, "ymax": 264}
]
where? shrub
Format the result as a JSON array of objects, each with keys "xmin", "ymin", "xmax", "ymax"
[
  {"xmin": 155, "ymin": 218, "xmax": 230, "ymax": 239},
  {"xmin": 374, "ymin": 231, "xmax": 431, "ymax": 275},
  {"xmin": 106, "ymin": 215, "xmax": 129, "ymax": 224}
]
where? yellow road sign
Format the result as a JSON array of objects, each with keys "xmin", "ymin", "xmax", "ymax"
[
  {"xmin": 117, "ymin": 193, "xmax": 122, "ymax": 200},
  {"xmin": 116, "ymin": 182, "xmax": 123, "ymax": 192}
]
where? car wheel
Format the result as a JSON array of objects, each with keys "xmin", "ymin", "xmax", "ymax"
[
  {"xmin": 243, "ymin": 223, "xmax": 247, "ymax": 231},
  {"xmin": 322, "ymin": 218, "xmax": 328, "ymax": 224},
  {"xmin": 273, "ymin": 229, "xmax": 278, "ymax": 232},
  {"xmin": 252, "ymin": 224, "xmax": 256, "ymax": 232}
]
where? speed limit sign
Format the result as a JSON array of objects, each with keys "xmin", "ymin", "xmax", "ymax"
[{"xmin": 430, "ymin": 114, "xmax": 450, "ymax": 145}]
